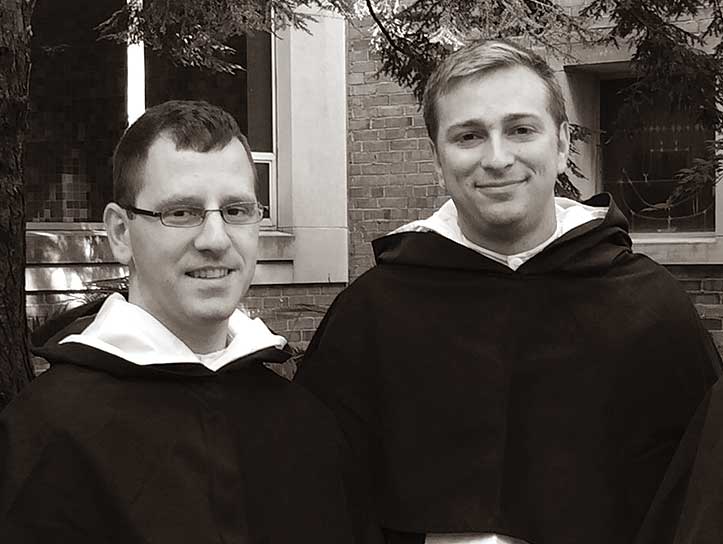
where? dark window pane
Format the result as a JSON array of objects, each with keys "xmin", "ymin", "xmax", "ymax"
[
  {"xmin": 25, "ymin": 0, "xmax": 126, "ymax": 223},
  {"xmin": 246, "ymin": 33, "xmax": 274, "ymax": 153},
  {"xmin": 255, "ymin": 163, "xmax": 270, "ymax": 218},
  {"xmin": 601, "ymin": 78, "xmax": 715, "ymax": 233},
  {"xmin": 145, "ymin": 32, "xmax": 273, "ymax": 152}
]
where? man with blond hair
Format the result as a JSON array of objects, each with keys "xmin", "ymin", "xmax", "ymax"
[{"xmin": 297, "ymin": 40, "xmax": 719, "ymax": 544}]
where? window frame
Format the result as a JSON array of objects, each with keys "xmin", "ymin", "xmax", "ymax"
[
  {"xmin": 597, "ymin": 70, "xmax": 723, "ymax": 263},
  {"xmin": 129, "ymin": 31, "xmax": 278, "ymax": 229},
  {"xmin": 562, "ymin": 54, "xmax": 723, "ymax": 264},
  {"xmin": 597, "ymin": 74, "xmax": 717, "ymax": 237}
]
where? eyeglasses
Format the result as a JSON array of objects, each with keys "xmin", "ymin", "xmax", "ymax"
[{"xmin": 122, "ymin": 201, "xmax": 266, "ymax": 228}]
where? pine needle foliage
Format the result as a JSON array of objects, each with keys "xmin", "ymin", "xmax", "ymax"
[
  {"xmin": 582, "ymin": 0, "xmax": 723, "ymax": 209},
  {"xmin": 97, "ymin": 0, "xmax": 353, "ymax": 73},
  {"xmin": 357, "ymin": 0, "xmax": 723, "ymax": 202},
  {"xmin": 356, "ymin": 0, "xmax": 596, "ymax": 103}
]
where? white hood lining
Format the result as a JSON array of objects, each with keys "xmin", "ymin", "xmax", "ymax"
[
  {"xmin": 60, "ymin": 293, "xmax": 287, "ymax": 372},
  {"xmin": 391, "ymin": 197, "xmax": 608, "ymax": 270}
]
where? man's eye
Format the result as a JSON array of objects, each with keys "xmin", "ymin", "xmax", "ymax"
[
  {"xmin": 225, "ymin": 203, "xmax": 255, "ymax": 217},
  {"xmin": 457, "ymin": 133, "xmax": 482, "ymax": 144},
  {"xmin": 511, "ymin": 126, "xmax": 535, "ymax": 136},
  {"xmin": 166, "ymin": 208, "xmax": 199, "ymax": 218}
]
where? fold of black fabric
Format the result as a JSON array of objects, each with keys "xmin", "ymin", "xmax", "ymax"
[{"xmin": 297, "ymin": 194, "xmax": 719, "ymax": 544}]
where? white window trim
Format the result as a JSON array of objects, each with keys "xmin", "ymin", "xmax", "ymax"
[
  {"xmin": 252, "ymin": 151, "xmax": 277, "ymax": 227},
  {"xmin": 127, "ymin": 40, "xmax": 145, "ymax": 125},
  {"xmin": 631, "ymin": 186, "xmax": 723, "ymax": 264}
]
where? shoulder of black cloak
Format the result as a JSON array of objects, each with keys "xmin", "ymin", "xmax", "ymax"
[{"xmin": 30, "ymin": 296, "xmax": 108, "ymax": 348}]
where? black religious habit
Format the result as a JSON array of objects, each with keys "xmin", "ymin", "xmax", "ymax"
[
  {"xmin": 0, "ymin": 302, "xmax": 359, "ymax": 543},
  {"xmin": 296, "ymin": 194, "xmax": 720, "ymax": 544}
]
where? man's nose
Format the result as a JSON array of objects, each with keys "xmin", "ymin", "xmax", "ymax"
[
  {"xmin": 480, "ymin": 134, "xmax": 514, "ymax": 171},
  {"xmin": 193, "ymin": 210, "xmax": 232, "ymax": 252}
]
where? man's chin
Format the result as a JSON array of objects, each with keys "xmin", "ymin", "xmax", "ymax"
[
  {"xmin": 473, "ymin": 204, "xmax": 528, "ymax": 229},
  {"xmin": 474, "ymin": 181, "xmax": 525, "ymax": 200},
  {"xmin": 187, "ymin": 299, "xmax": 241, "ymax": 323}
]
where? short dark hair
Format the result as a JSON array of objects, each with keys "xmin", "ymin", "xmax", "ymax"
[
  {"xmin": 423, "ymin": 39, "xmax": 568, "ymax": 143},
  {"xmin": 113, "ymin": 100, "xmax": 258, "ymax": 205}
]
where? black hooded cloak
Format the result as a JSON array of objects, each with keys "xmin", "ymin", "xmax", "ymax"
[
  {"xmin": 0, "ymin": 301, "xmax": 360, "ymax": 543},
  {"xmin": 635, "ymin": 372, "xmax": 723, "ymax": 543},
  {"xmin": 296, "ymin": 194, "xmax": 720, "ymax": 544}
]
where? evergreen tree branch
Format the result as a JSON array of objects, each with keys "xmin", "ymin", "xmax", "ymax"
[{"xmin": 365, "ymin": 0, "xmax": 406, "ymax": 55}]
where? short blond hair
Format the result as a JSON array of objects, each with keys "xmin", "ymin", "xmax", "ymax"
[{"xmin": 423, "ymin": 39, "xmax": 568, "ymax": 143}]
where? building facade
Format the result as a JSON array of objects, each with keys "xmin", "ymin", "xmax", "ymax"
[{"xmin": 25, "ymin": 0, "xmax": 723, "ymax": 360}]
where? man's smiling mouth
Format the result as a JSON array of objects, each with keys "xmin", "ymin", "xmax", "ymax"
[
  {"xmin": 475, "ymin": 178, "xmax": 526, "ymax": 189},
  {"xmin": 187, "ymin": 268, "xmax": 233, "ymax": 279}
]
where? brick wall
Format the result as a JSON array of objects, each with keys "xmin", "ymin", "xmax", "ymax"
[
  {"xmin": 243, "ymin": 284, "xmax": 344, "ymax": 344},
  {"xmin": 243, "ymin": 283, "xmax": 345, "ymax": 377},
  {"xmin": 348, "ymin": 21, "xmax": 447, "ymax": 280},
  {"xmin": 666, "ymin": 265, "xmax": 723, "ymax": 353}
]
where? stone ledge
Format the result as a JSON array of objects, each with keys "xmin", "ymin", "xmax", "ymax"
[
  {"xmin": 25, "ymin": 228, "xmax": 297, "ymax": 290},
  {"xmin": 26, "ymin": 228, "xmax": 295, "ymax": 265}
]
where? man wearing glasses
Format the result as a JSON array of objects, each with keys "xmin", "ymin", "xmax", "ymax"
[{"xmin": 0, "ymin": 100, "xmax": 362, "ymax": 543}]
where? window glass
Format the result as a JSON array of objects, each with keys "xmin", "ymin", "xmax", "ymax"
[
  {"xmin": 601, "ymin": 78, "xmax": 715, "ymax": 233},
  {"xmin": 25, "ymin": 0, "xmax": 126, "ymax": 223},
  {"xmin": 145, "ymin": 33, "xmax": 273, "ymax": 151},
  {"xmin": 25, "ymin": 5, "xmax": 274, "ymax": 224},
  {"xmin": 245, "ymin": 33, "xmax": 274, "ymax": 153},
  {"xmin": 145, "ymin": 31, "xmax": 273, "ymax": 211},
  {"xmin": 255, "ymin": 163, "xmax": 270, "ymax": 219}
]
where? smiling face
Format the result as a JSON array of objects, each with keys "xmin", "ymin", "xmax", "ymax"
[
  {"xmin": 432, "ymin": 65, "xmax": 570, "ymax": 254},
  {"xmin": 105, "ymin": 135, "xmax": 258, "ymax": 349}
]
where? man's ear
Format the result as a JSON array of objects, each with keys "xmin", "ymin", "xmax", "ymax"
[
  {"xmin": 556, "ymin": 121, "xmax": 571, "ymax": 175},
  {"xmin": 104, "ymin": 203, "xmax": 133, "ymax": 266},
  {"xmin": 431, "ymin": 141, "xmax": 446, "ymax": 189}
]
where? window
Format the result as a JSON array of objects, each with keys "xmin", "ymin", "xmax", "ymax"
[
  {"xmin": 25, "ymin": 0, "xmax": 275, "ymax": 225},
  {"xmin": 600, "ymin": 78, "xmax": 716, "ymax": 233},
  {"xmin": 25, "ymin": 6, "xmax": 349, "ymax": 286},
  {"xmin": 144, "ymin": 33, "xmax": 275, "ymax": 223},
  {"xmin": 24, "ymin": 0, "xmax": 126, "ymax": 223}
]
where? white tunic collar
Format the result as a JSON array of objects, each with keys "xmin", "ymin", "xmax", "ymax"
[
  {"xmin": 60, "ymin": 293, "xmax": 287, "ymax": 372},
  {"xmin": 391, "ymin": 197, "xmax": 607, "ymax": 270}
]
